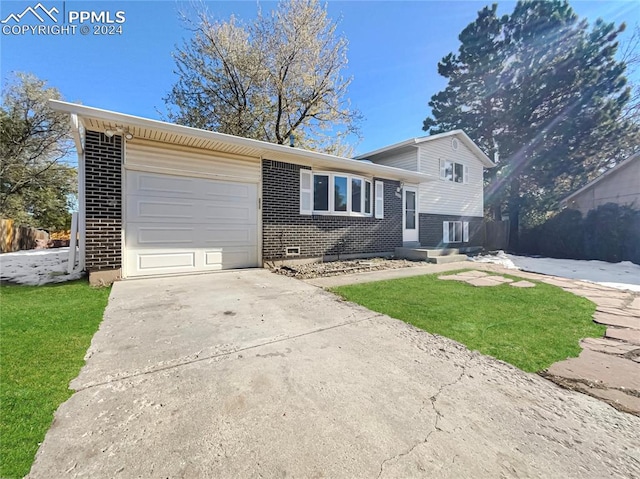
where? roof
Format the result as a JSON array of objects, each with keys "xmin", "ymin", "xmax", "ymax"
[
  {"xmin": 49, "ymin": 100, "xmax": 433, "ymax": 184},
  {"xmin": 354, "ymin": 130, "xmax": 495, "ymax": 168},
  {"xmin": 561, "ymin": 152, "xmax": 640, "ymax": 204}
]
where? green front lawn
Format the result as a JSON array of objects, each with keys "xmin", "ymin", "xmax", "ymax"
[
  {"xmin": 332, "ymin": 272, "xmax": 603, "ymax": 372},
  {"xmin": 0, "ymin": 280, "xmax": 110, "ymax": 479}
]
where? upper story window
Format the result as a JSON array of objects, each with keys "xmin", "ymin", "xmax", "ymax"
[
  {"xmin": 300, "ymin": 170, "xmax": 383, "ymax": 218},
  {"xmin": 439, "ymin": 159, "xmax": 468, "ymax": 184}
]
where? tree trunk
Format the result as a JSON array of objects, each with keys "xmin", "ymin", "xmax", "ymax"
[{"xmin": 507, "ymin": 177, "xmax": 520, "ymax": 252}]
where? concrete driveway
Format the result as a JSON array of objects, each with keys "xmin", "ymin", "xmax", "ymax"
[{"xmin": 29, "ymin": 270, "xmax": 639, "ymax": 478}]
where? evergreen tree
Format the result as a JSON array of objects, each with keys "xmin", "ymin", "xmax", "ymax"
[{"xmin": 423, "ymin": 0, "xmax": 635, "ymax": 249}]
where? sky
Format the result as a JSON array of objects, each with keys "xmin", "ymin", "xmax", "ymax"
[{"xmin": 1, "ymin": 0, "xmax": 639, "ymax": 156}]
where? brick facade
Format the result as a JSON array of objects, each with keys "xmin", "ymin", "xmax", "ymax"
[
  {"xmin": 262, "ymin": 160, "xmax": 403, "ymax": 261},
  {"xmin": 84, "ymin": 130, "xmax": 123, "ymax": 274},
  {"xmin": 419, "ymin": 213, "xmax": 484, "ymax": 247}
]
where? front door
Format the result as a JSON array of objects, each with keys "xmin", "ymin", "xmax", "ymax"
[{"xmin": 403, "ymin": 186, "xmax": 419, "ymax": 243}]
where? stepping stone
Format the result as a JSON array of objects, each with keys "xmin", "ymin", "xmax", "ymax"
[
  {"xmin": 580, "ymin": 337, "xmax": 639, "ymax": 355},
  {"xmin": 569, "ymin": 383, "xmax": 640, "ymax": 416},
  {"xmin": 467, "ymin": 276, "xmax": 513, "ymax": 287},
  {"xmin": 438, "ymin": 274, "xmax": 467, "ymax": 281},
  {"xmin": 545, "ymin": 348, "xmax": 640, "ymax": 392},
  {"xmin": 606, "ymin": 327, "xmax": 640, "ymax": 346},
  {"xmin": 510, "ymin": 280, "xmax": 536, "ymax": 288},
  {"xmin": 594, "ymin": 311, "xmax": 640, "ymax": 330},
  {"xmin": 629, "ymin": 297, "xmax": 640, "ymax": 313},
  {"xmin": 596, "ymin": 306, "xmax": 640, "ymax": 319},
  {"xmin": 457, "ymin": 270, "xmax": 489, "ymax": 278}
]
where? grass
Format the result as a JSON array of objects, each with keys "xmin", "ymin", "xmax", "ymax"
[
  {"xmin": 0, "ymin": 280, "xmax": 110, "ymax": 479},
  {"xmin": 332, "ymin": 272, "xmax": 604, "ymax": 373}
]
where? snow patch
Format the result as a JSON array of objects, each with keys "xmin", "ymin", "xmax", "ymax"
[
  {"xmin": 472, "ymin": 252, "xmax": 640, "ymax": 292},
  {"xmin": 0, "ymin": 247, "xmax": 84, "ymax": 286}
]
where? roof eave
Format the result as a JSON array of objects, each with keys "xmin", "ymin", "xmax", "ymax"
[{"xmin": 49, "ymin": 100, "xmax": 433, "ymax": 184}]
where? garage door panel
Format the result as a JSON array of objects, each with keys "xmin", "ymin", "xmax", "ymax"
[
  {"xmin": 134, "ymin": 226, "xmax": 197, "ymax": 245},
  {"xmin": 202, "ymin": 181, "xmax": 255, "ymax": 201},
  {"xmin": 203, "ymin": 226, "xmax": 258, "ymax": 245},
  {"xmin": 131, "ymin": 172, "xmax": 195, "ymax": 198},
  {"xmin": 139, "ymin": 252, "xmax": 196, "ymax": 270},
  {"xmin": 202, "ymin": 204, "xmax": 254, "ymax": 222},
  {"xmin": 133, "ymin": 199, "xmax": 197, "ymax": 221},
  {"xmin": 125, "ymin": 170, "xmax": 259, "ymax": 278}
]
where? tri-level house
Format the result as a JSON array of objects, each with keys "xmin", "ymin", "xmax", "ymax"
[{"xmin": 50, "ymin": 101, "xmax": 494, "ymax": 285}]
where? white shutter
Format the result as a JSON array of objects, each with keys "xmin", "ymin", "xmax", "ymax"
[
  {"xmin": 443, "ymin": 222, "xmax": 450, "ymax": 243},
  {"xmin": 374, "ymin": 181, "xmax": 384, "ymax": 219},
  {"xmin": 463, "ymin": 222, "xmax": 469, "ymax": 242},
  {"xmin": 463, "ymin": 165, "xmax": 469, "ymax": 184},
  {"xmin": 439, "ymin": 159, "xmax": 446, "ymax": 180},
  {"xmin": 300, "ymin": 170, "xmax": 312, "ymax": 215}
]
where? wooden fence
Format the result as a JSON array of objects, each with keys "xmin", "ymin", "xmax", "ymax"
[
  {"xmin": 0, "ymin": 219, "xmax": 50, "ymax": 253},
  {"xmin": 484, "ymin": 220, "xmax": 510, "ymax": 251}
]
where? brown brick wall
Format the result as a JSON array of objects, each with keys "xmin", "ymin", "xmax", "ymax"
[
  {"xmin": 84, "ymin": 130, "xmax": 122, "ymax": 272},
  {"xmin": 262, "ymin": 160, "xmax": 402, "ymax": 260}
]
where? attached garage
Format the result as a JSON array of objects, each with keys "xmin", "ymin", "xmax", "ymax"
[
  {"xmin": 50, "ymin": 100, "xmax": 430, "ymax": 285},
  {"xmin": 123, "ymin": 141, "xmax": 260, "ymax": 278}
]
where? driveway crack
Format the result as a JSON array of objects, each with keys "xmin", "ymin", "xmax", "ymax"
[
  {"xmin": 377, "ymin": 359, "xmax": 468, "ymax": 478},
  {"xmin": 75, "ymin": 313, "xmax": 384, "ymax": 392}
]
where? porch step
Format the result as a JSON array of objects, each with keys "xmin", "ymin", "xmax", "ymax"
[{"xmin": 395, "ymin": 247, "xmax": 469, "ymax": 264}]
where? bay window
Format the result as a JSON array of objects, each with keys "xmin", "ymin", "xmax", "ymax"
[{"xmin": 300, "ymin": 170, "xmax": 380, "ymax": 217}]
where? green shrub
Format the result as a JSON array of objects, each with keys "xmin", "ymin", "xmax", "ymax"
[{"xmin": 519, "ymin": 203, "xmax": 640, "ymax": 265}]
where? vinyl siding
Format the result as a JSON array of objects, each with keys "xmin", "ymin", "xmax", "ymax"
[
  {"xmin": 125, "ymin": 139, "xmax": 261, "ymax": 183},
  {"xmin": 363, "ymin": 146, "xmax": 418, "ymax": 171},
  {"xmin": 565, "ymin": 159, "xmax": 640, "ymax": 215},
  {"xmin": 417, "ymin": 137, "xmax": 484, "ymax": 217}
]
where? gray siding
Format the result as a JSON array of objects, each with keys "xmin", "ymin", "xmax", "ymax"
[
  {"xmin": 262, "ymin": 160, "xmax": 402, "ymax": 260},
  {"xmin": 362, "ymin": 146, "xmax": 418, "ymax": 171},
  {"xmin": 419, "ymin": 213, "xmax": 484, "ymax": 248},
  {"xmin": 566, "ymin": 159, "xmax": 640, "ymax": 215}
]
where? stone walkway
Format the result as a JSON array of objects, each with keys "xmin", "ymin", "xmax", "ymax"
[{"xmin": 307, "ymin": 263, "xmax": 640, "ymax": 416}]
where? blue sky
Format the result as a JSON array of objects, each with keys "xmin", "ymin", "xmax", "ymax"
[{"xmin": 1, "ymin": 0, "xmax": 638, "ymax": 155}]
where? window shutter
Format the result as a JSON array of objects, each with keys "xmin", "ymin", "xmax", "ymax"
[
  {"xmin": 443, "ymin": 222, "xmax": 450, "ymax": 243},
  {"xmin": 374, "ymin": 181, "xmax": 384, "ymax": 219},
  {"xmin": 463, "ymin": 222, "xmax": 469, "ymax": 242},
  {"xmin": 300, "ymin": 169, "xmax": 312, "ymax": 215},
  {"xmin": 463, "ymin": 165, "xmax": 469, "ymax": 184},
  {"xmin": 439, "ymin": 159, "xmax": 446, "ymax": 180}
]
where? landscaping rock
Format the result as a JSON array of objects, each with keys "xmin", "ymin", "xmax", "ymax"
[
  {"xmin": 580, "ymin": 337, "xmax": 639, "ymax": 356},
  {"xmin": 270, "ymin": 258, "xmax": 421, "ymax": 279}
]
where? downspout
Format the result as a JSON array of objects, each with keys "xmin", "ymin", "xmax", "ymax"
[{"xmin": 70, "ymin": 114, "xmax": 86, "ymax": 271}]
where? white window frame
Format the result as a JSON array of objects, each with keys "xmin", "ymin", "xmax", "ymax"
[
  {"xmin": 374, "ymin": 181, "xmax": 384, "ymax": 219},
  {"xmin": 300, "ymin": 170, "xmax": 375, "ymax": 217},
  {"xmin": 443, "ymin": 221, "xmax": 469, "ymax": 243},
  {"xmin": 439, "ymin": 159, "xmax": 469, "ymax": 184}
]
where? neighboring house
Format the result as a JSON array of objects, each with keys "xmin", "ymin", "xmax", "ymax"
[
  {"xmin": 356, "ymin": 132, "xmax": 494, "ymax": 248},
  {"xmin": 50, "ymin": 101, "xmax": 494, "ymax": 285},
  {"xmin": 560, "ymin": 152, "xmax": 640, "ymax": 215}
]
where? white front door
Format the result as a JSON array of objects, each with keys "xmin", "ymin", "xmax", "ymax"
[{"xmin": 403, "ymin": 186, "xmax": 419, "ymax": 243}]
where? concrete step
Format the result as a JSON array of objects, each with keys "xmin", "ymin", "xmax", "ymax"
[
  {"xmin": 395, "ymin": 247, "xmax": 468, "ymax": 263},
  {"xmin": 427, "ymin": 254, "xmax": 469, "ymax": 264}
]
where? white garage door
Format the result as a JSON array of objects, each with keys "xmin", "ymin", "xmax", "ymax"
[{"xmin": 125, "ymin": 170, "xmax": 258, "ymax": 278}]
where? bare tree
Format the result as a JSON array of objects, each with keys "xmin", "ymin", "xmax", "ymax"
[{"xmin": 165, "ymin": 0, "xmax": 361, "ymax": 155}]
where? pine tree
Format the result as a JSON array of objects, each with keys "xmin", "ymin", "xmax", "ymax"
[{"xmin": 423, "ymin": 0, "xmax": 635, "ymax": 249}]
